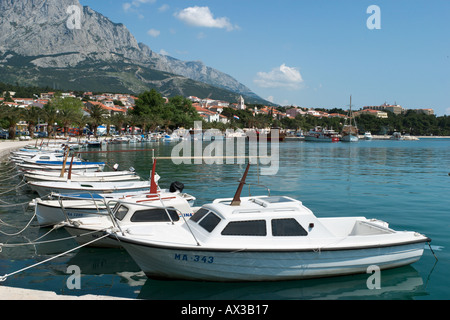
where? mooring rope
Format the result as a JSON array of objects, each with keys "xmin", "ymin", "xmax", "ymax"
[
  {"xmin": 0, "ymin": 172, "xmax": 22, "ymax": 183},
  {"xmin": 0, "ymin": 178, "xmax": 28, "ymax": 196},
  {"xmin": 0, "ymin": 231, "xmax": 111, "ymax": 282},
  {"xmin": 0, "ymin": 210, "xmax": 36, "ymax": 236}
]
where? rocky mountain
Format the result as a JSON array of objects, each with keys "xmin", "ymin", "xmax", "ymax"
[{"xmin": 0, "ymin": 0, "xmax": 267, "ymax": 103}]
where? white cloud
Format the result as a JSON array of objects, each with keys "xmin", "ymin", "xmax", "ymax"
[
  {"xmin": 147, "ymin": 28, "xmax": 160, "ymax": 37},
  {"xmin": 174, "ymin": 6, "xmax": 238, "ymax": 31},
  {"xmin": 159, "ymin": 49, "xmax": 170, "ymax": 56},
  {"xmin": 158, "ymin": 4, "xmax": 170, "ymax": 12},
  {"xmin": 123, "ymin": 0, "xmax": 156, "ymax": 13},
  {"xmin": 254, "ymin": 64, "xmax": 304, "ymax": 90}
]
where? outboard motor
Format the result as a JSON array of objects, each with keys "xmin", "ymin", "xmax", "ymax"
[{"xmin": 169, "ymin": 181, "xmax": 185, "ymax": 193}]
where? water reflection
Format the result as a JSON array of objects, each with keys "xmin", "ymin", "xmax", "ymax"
[{"xmin": 137, "ymin": 266, "xmax": 427, "ymax": 300}]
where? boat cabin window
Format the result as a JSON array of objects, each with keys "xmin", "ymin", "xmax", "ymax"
[
  {"xmin": 130, "ymin": 208, "xmax": 180, "ymax": 223},
  {"xmin": 272, "ymin": 218, "xmax": 308, "ymax": 237},
  {"xmin": 221, "ymin": 220, "xmax": 267, "ymax": 236},
  {"xmin": 191, "ymin": 208, "xmax": 210, "ymax": 223},
  {"xmin": 114, "ymin": 205, "xmax": 129, "ymax": 221},
  {"xmin": 198, "ymin": 212, "xmax": 221, "ymax": 233}
]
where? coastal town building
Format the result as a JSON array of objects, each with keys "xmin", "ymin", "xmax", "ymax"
[
  {"xmin": 354, "ymin": 109, "xmax": 389, "ymax": 118},
  {"xmin": 363, "ymin": 103, "xmax": 404, "ymax": 115}
]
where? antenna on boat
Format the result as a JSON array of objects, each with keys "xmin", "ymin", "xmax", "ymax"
[
  {"xmin": 150, "ymin": 158, "xmax": 158, "ymax": 194},
  {"xmin": 230, "ymin": 162, "xmax": 251, "ymax": 206}
]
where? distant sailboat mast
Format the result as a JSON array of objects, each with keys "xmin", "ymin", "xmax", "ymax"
[{"xmin": 341, "ymin": 95, "xmax": 359, "ymax": 142}]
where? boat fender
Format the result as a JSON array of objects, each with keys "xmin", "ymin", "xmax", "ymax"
[
  {"xmin": 309, "ymin": 223, "xmax": 315, "ymax": 230},
  {"xmin": 170, "ymin": 181, "xmax": 184, "ymax": 193}
]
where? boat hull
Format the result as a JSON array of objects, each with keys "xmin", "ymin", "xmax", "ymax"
[
  {"xmin": 65, "ymin": 225, "xmax": 119, "ymax": 248},
  {"xmin": 341, "ymin": 134, "xmax": 359, "ymax": 142},
  {"xmin": 35, "ymin": 201, "xmax": 108, "ymax": 226},
  {"xmin": 118, "ymin": 238, "xmax": 427, "ymax": 282},
  {"xmin": 17, "ymin": 163, "xmax": 104, "ymax": 172},
  {"xmin": 24, "ymin": 173, "xmax": 140, "ymax": 183},
  {"xmin": 28, "ymin": 182, "xmax": 151, "ymax": 197},
  {"xmin": 305, "ymin": 136, "xmax": 339, "ymax": 142}
]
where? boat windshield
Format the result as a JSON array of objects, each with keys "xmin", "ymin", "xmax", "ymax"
[
  {"xmin": 191, "ymin": 208, "xmax": 222, "ymax": 233},
  {"xmin": 191, "ymin": 208, "xmax": 210, "ymax": 223}
]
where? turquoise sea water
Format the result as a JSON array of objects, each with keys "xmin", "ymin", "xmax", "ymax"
[{"xmin": 0, "ymin": 138, "xmax": 449, "ymax": 300}]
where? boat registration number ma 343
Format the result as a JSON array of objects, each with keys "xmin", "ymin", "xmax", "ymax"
[{"xmin": 175, "ymin": 253, "xmax": 214, "ymax": 264}]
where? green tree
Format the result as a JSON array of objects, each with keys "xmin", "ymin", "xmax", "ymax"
[
  {"xmin": 111, "ymin": 112, "xmax": 126, "ymax": 135},
  {"xmin": 21, "ymin": 106, "xmax": 42, "ymax": 139},
  {"xmin": 52, "ymin": 97, "xmax": 83, "ymax": 136},
  {"xmin": 0, "ymin": 104, "xmax": 21, "ymax": 140},
  {"xmin": 87, "ymin": 104, "xmax": 108, "ymax": 137},
  {"xmin": 40, "ymin": 103, "xmax": 59, "ymax": 138}
]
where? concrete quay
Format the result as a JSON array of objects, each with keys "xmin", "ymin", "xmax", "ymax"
[{"xmin": 0, "ymin": 286, "xmax": 132, "ymax": 300}]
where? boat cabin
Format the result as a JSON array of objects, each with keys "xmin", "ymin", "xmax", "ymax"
[
  {"xmin": 185, "ymin": 195, "xmax": 395, "ymax": 248},
  {"xmin": 112, "ymin": 194, "xmax": 196, "ymax": 226}
]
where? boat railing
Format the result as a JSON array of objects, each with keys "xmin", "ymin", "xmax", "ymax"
[
  {"xmin": 104, "ymin": 192, "xmax": 182, "ymax": 237},
  {"xmin": 110, "ymin": 193, "xmax": 202, "ymax": 246}
]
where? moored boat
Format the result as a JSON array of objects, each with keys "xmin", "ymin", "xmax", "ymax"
[
  {"xmin": 305, "ymin": 127, "xmax": 340, "ymax": 142},
  {"xmin": 108, "ymin": 164, "xmax": 430, "ymax": 282},
  {"xmin": 364, "ymin": 132, "xmax": 373, "ymax": 140},
  {"xmin": 28, "ymin": 180, "xmax": 152, "ymax": 197},
  {"xmin": 16, "ymin": 162, "xmax": 105, "ymax": 172},
  {"xmin": 62, "ymin": 192, "xmax": 198, "ymax": 248}
]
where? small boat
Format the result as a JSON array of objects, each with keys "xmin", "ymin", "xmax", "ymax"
[
  {"xmin": 23, "ymin": 170, "xmax": 138, "ymax": 180},
  {"xmin": 108, "ymin": 164, "xmax": 430, "ymax": 282},
  {"xmin": 390, "ymin": 132, "xmax": 419, "ymax": 141},
  {"xmin": 10, "ymin": 152, "xmax": 66, "ymax": 164},
  {"xmin": 364, "ymin": 132, "xmax": 373, "ymax": 140},
  {"xmin": 62, "ymin": 191, "xmax": 198, "ymax": 248},
  {"xmin": 305, "ymin": 127, "xmax": 340, "ymax": 142},
  {"xmin": 24, "ymin": 172, "xmax": 140, "ymax": 183},
  {"xmin": 162, "ymin": 134, "xmax": 178, "ymax": 142},
  {"xmin": 16, "ymin": 162, "xmax": 105, "ymax": 173},
  {"xmin": 86, "ymin": 140, "xmax": 102, "ymax": 148},
  {"xmin": 28, "ymin": 180, "xmax": 152, "ymax": 197},
  {"xmin": 20, "ymin": 154, "xmax": 85, "ymax": 165}
]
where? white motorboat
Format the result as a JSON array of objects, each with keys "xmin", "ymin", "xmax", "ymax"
[
  {"xmin": 10, "ymin": 151, "xmax": 65, "ymax": 163},
  {"xmin": 364, "ymin": 132, "xmax": 373, "ymax": 140},
  {"xmin": 28, "ymin": 180, "xmax": 152, "ymax": 197},
  {"xmin": 18, "ymin": 153, "xmax": 84, "ymax": 165},
  {"xmin": 24, "ymin": 172, "xmax": 140, "ymax": 183},
  {"xmin": 31, "ymin": 166, "xmax": 192, "ymax": 228},
  {"xmin": 16, "ymin": 162, "xmax": 105, "ymax": 173},
  {"xmin": 23, "ymin": 169, "xmax": 138, "ymax": 180},
  {"xmin": 62, "ymin": 192, "xmax": 198, "ymax": 248},
  {"xmin": 33, "ymin": 198, "xmax": 111, "ymax": 227},
  {"xmin": 108, "ymin": 164, "xmax": 430, "ymax": 282}
]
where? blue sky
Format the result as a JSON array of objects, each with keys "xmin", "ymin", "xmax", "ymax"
[{"xmin": 80, "ymin": 0, "xmax": 450, "ymax": 115}]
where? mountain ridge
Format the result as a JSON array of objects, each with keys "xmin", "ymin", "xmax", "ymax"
[{"xmin": 0, "ymin": 0, "xmax": 269, "ymax": 104}]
